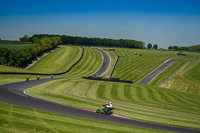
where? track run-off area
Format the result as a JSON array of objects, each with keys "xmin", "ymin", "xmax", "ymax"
[{"xmin": 0, "ymin": 47, "xmax": 200, "ymax": 132}]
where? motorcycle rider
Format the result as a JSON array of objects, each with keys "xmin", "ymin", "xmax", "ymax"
[{"xmin": 103, "ymin": 102, "xmax": 112, "ymax": 111}]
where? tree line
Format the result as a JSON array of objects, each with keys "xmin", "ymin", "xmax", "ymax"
[
  {"xmin": 30, "ymin": 34, "xmax": 145, "ymax": 49},
  {"xmin": 0, "ymin": 36, "xmax": 62, "ymax": 68},
  {"xmin": 168, "ymin": 45, "xmax": 200, "ymax": 52}
]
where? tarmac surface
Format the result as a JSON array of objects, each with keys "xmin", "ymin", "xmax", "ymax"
[{"xmin": 138, "ymin": 58, "xmax": 180, "ymax": 84}]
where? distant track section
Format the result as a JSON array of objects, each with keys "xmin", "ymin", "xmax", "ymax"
[
  {"xmin": 0, "ymin": 47, "xmax": 84, "ymax": 75},
  {"xmin": 138, "ymin": 58, "xmax": 180, "ymax": 84}
]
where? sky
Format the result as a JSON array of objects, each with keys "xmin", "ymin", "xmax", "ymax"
[{"xmin": 0, "ymin": 0, "xmax": 200, "ymax": 49}]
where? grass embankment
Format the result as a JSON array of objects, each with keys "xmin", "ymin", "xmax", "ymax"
[
  {"xmin": 0, "ymin": 102, "xmax": 165, "ymax": 133},
  {"xmin": 112, "ymin": 48, "xmax": 200, "ymax": 82},
  {"xmin": 28, "ymin": 45, "xmax": 82, "ymax": 74},
  {"xmin": 26, "ymin": 78, "xmax": 200, "ymax": 130},
  {"xmin": 160, "ymin": 60, "xmax": 200, "ymax": 94}
]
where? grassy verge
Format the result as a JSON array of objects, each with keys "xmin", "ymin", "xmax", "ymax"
[
  {"xmin": 28, "ymin": 45, "xmax": 82, "ymax": 74},
  {"xmin": 160, "ymin": 60, "xmax": 200, "ymax": 94},
  {"xmin": 0, "ymin": 102, "xmax": 165, "ymax": 133},
  {"xmin": 26, "ymin": 78, "xmax": 200, "ymax": 130}
]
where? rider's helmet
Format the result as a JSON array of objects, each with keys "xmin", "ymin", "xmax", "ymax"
[{"xmin": 108, "ymin": 102, "xmax": 112, "ymax": 105}]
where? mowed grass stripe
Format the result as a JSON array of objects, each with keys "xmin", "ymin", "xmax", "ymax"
[
  {"xmin": 124, "ymin": 84, "xmax": 133, "ymax": 101},
  {"xmin": 103, "ymin": 83, "xmax": 113, "ymax": 100},
  {"xmin": 117, "ymin": 84, "xmax": 126, "ymax": 101},
  {"xmin": 86, "ymin": 82, "xmax": 100, "ymax": 99},
  {"xmin": 145, "ymin": 86, "xmax": 160, "ymax": 103},
  {"xmin": 111, "ymin": 84, "xmax": 118, "ymax": 99},
  {"xmin": 26, "ymin": 78, "xmax": 200, "ymax": 129},
  {"xmin": 96, "ymin": 84, "xmax": 107, "ymax": 99}
]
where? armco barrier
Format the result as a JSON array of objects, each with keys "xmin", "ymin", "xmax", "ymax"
[
  {"xmin": 110, "ymin": 55, "xmax": 119, "ymax": 78},
  {"xmin": 83, "ymin": 76, "xmax": 133, "ymax": 84},
  {"xmin": 0, "ymin": 47, "xmax": 84, "ymax": 76}
]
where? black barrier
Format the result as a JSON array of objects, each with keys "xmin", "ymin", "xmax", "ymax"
[
  {"xmin": 0, "ymin": 47, "xmax": 84, "ymax": 76},
  {"xmin": 110, "ymin": 56, "xmax": 119, "ymax": 78},
  {"xmin": 83, "ymin": 76, "xmax": 133, "ymax": 84}
]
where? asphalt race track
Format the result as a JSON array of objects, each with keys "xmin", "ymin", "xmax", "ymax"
[
  {"xmin": 138, "ymin": 58, "xmax": 180, "ymax": 84},
  {"xmin": 0, "ymin": 79, "xmax": 199, "ymax": 133}
]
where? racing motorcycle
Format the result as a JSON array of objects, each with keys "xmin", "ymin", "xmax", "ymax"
[{"xmin": 96, "ymin": 105, "xmax": 114, "ymax": 115}]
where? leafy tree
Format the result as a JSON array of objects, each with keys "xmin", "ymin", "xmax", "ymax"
[
  {"xmin": 180, "ymin": 47, "xmax": 189, "ymax": 51},
  {"xmin": 153, "ymin": 44, "xmax": 158, "ymax": 49},
  {"xmin": 147, "ymin": 43, "xmax": 152, "ymax": 49},
  {"xmin": 31, "ymin": 37, "xmax": 40, "ymax": 44},
  {"xmin": 51, "ymin": 36, "xmax": 62, "ymax": 47},
  {"xmin": 19, "ymin": 34, "xmax": 30, "ymax": 43},
  {"xmin": 41, "ymin": 36, "xmax": 52, "ymax": 50},
  {"xmin": 172, "ymin": 46, "xmax": 180, "ymax": 51},
  {"xmin": 168, "ymin": 46, "xmax": 173, "ymax": 50}
]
